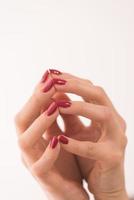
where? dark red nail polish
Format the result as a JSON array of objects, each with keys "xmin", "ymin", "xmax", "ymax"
[
  {"xmin": 42, "ymin": 79, "xmax": 54, "ymax": 93},
  {"xmin": 53, "ymin": 78, "xmax": 67, "ymax": 85},
  {"xmin": 57, "ymin": 100, "xmax": 71, "ymax": 108},
  {"xmin": 50, "ymin": 136, "xmax": 58, "ymax": 149},
  {"xmin": 59, "ymin": 135, "xmax": 69, "ymax": 144},
  {"xmin": 49, "ymin": 69, "xmax": 62, "ymax": 75},
  {"xmin": 41, "ymin": 70, "xmax": 49, "ymax": 83},
  {"xmin": 46, "ymin": 102, "xmax": 58, "ymax": 116}
]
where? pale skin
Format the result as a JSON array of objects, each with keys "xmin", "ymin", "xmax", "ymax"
[{"xmin": 15, "ymin": 70, "xmax": 129, "ymax": 200}]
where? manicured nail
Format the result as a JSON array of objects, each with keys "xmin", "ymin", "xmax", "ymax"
[
  {"xmin": 50, "ymin": 136, "xmax": 58, "ymax": 149},
  {"xmin": 53, "ymin": 78, "xmax": 67, "ymax": 85},
  {"xmin": 49, "ymin": 69, "xmax": 62, "ymax": 75},
  {"xmin": 46, "ymin": 102, "xmax": 58, "ymax": 116},
  {"xmin": 42, "ymin": 79, "xmax": 54, "ymax": 93},
  {"xmin": 59, "ymin": 135, "xmax": 69, "ymax": 144},
  {"xmin": 41, "ymin": 70, "xmax": 49, "ymax": 83},
  {"xmin": 56, "ymin": 100, "xmax": 71, "ymax": 108}
]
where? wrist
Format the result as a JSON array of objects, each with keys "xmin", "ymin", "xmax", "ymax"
[
  {"xmin": 94, "ymin": 189, "xmax": 129, "ymax": 200},
  {"xmin": 89, "ymin": 162, "xmax": 128, "ymax": 200},
  {"xmin": 40, "ymin": 180, "xmax": 89, "ymax": 200},
  {"xmin": 45, "ymin": 188, "xmax": 89, "ymax": 200}
]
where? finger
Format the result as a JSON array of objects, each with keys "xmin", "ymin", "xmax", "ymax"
[
  {"xmin": 51, "ymin": 71, "xmax": 116, "ymax": 131},
  {"xmin": 43, "ymin": 93, "xmax": 66, "ymax": 140},
  {"xmin": 49, "ymin": 68, "xmax": 93, "ymax": 84},
  {"xmin": 45, "ymin": 120, "xmax": 62, "ymax": 141},
  {"xmin": 53, "ymin": 92, "xmax": 84, "ymax": 132},
  {"xmin": 31, "ymin": 136, "xmax": 60, "ymax": 177},
  {"xmin": 58, "ymin": 100, "xmax": 120, "ymax": 140},
  {"xmin": 58, "ymin": 135, "xmax": 103, "ymax": 160},
  {"xmin": 51, "ymin": 71, "xmax": 122, "ymax": 130},
  {"xmin": 51, "ymin": 74, "xmax": 114, "ymax": 107},
  {"xmin": 18, "ymin": 102, "xmax": 59, "ymax": 149},
  {"xmin": 15, "ymin": 72, "xmax": 57, "ymax": 133},
  {"xmin": 57, "ymin": 100, "xmax": 115, "ymax": 125},
  {"xmin": 58, "ymin": 135, "xmax": 122, "ymax": 168}
]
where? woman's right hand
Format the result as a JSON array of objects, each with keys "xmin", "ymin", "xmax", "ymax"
[
  {"xmin": 49, "ymin": 70, "xmax": 128, "ymax": 200},
  {"xmin": 15, "ymin": 70, "xmax": 89, "ymax": 200}
]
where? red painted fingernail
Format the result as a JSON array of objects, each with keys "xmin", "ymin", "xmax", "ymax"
[
  {"xmin": 56, "ymin": 100, "xmax": 71, "ymax": 108},
  {"xmin": 50, "ymin": 136, "xmax": 58, "ymax": 149},
  {"xmin": 59, "ymin": 135, "xmax": 69, "ymax": 144},
  {"xmin": 41, "ymin": 70, "xmax": 49, "ymax": 83},
  {"xmin": 53, "ymin": 78, "xmax": 67, "ymax": 85},
  {"xmin": 42, "ymin": 79, "xmax": 54, "ymax": 93},
  {"xmin": 49, "ymin": 69, "xmax": 62, "ymax": 75},
  {"xmin": 46, "ymin": 102, "xmax": 58, "ymax": 116}
]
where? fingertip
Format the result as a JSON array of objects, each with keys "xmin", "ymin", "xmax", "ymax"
[
  {"xmin": 58, "ymin": 135, "xmax": 69, "ymax": 144},
  {"xmin": 42, "ymin": 101, "xmax": 59, "ymax": 117},
  {"xmin": 50, "ymin": 136, "xmax": 59, "ymax": 149}
]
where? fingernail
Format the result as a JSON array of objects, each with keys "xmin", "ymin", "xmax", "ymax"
[
  {"xmin": 53, "ymin": 78, "xmax": 67, "ymax": 85},
  {"xmin": 46, "ymin": 102, "xmax": 58, "ymax": 116},
  {"xmin": 49, "ymin": 69, "xmax": 62, "ymax": 75},
  {"xmin": 59, "ymin": 135, "xmax": 69, "ymax": 144},
  {"xmin": 41, "ymin": 70, "xmax": 49, "ymax": 83},
  {"xmin": 50, "ymin": 136, "xmax": 58, "ymax": 149},
  {"xmin": 42, "ymin": 79, "xmax": 54, "ymax": 93},
  {"xmin": 57, "ymin": 100, "xmax": 71, "ymax": 108}
]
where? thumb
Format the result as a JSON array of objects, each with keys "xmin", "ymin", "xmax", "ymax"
[{"xmin": 31, "ymin": 136, "xmax": 60, "ymax": 177}]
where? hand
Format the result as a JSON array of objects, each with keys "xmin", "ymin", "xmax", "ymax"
[
  {"xmin": 49, "ymin": 70, "xmax": 128, "ymax": 200},
  {"xmin": 15, "ymin": 71, "xmax": 89, "ymax": 200}
]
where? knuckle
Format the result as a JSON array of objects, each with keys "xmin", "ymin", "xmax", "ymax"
[
  {"xmin": 95, "ymin": 86, "xmax": 105, "ymax": 98},
  {"xmin": 102, "ymin": 107, "xmax": 113, "ymax": 121},
  {"xmin": 84, "ymin": 79, "xmax": 93, "ymax": 85},
  {"xmin": 110, "ymin": 141, "xmax": 127, "ymax": 165}
]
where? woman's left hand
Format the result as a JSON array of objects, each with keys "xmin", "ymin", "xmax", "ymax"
[{"xmin": 15, "ymin": 73, "xmax": 89, "ymax": 200}]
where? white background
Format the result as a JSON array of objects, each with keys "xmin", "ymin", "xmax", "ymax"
[{"xmin": 0, "ymin": 0, "xmax": 134, "ymax": 199}]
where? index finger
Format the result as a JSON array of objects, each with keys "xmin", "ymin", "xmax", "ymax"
[{"xmin": 15, "ymin": 71, "xmax": 55, "ymax": 133}]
